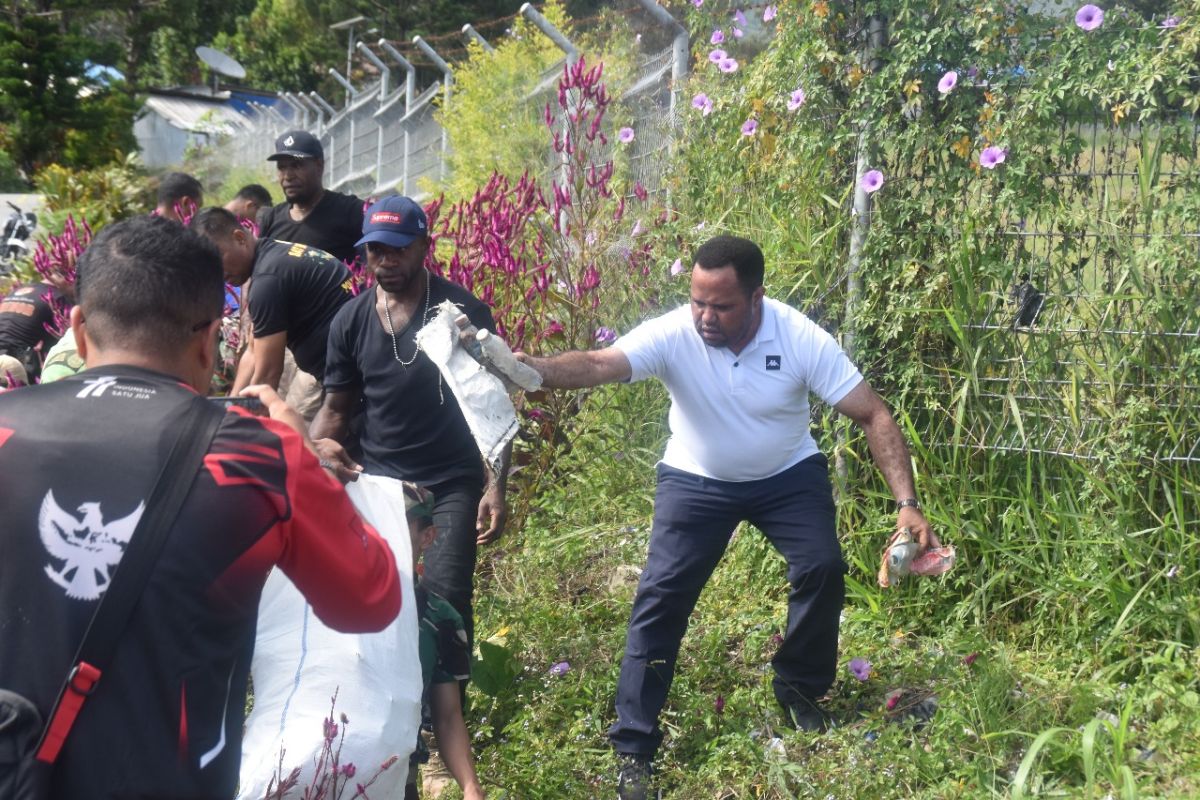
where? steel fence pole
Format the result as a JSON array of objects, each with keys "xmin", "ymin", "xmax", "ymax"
[
  {"xmin": 414, "ymin": 35, "xmax": 453, "ymax": 186},
  {"xmin": 461, "ymin": 24, "xmax": 495, "ymax": 53},
  {"xmin": 632, "ymin": 0, "xmax": 689, "ymax": 123},
  {"xmin": 357, "ymin": 42, "xmax": 392, "ymax": 190},
  {"xmin": 379, "ymin": 40, "xmax": 417, "ymax": 197}
]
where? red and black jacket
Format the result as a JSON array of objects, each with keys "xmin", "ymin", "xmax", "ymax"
[{"xmin": 0, "ymin": 365, "xmax": 401, "ymax": 799}]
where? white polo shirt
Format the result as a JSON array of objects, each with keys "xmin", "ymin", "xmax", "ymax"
[{"xmin": 616, "ymin": 298, "xmax": 863, "ymax": 482}]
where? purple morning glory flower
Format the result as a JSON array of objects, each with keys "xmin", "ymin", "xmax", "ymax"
[
  {"xmin": 741, "ymin": 117, "xmax": 757, "ymax": 136},
  {"xmin": 764, "ymin": 5, "xmax": 778, "ymax": 21},
  {"xmin": 711, "ymin": 29, "xmax": 725, "ymax": 44},
  {"xmin": 692, "ymin": 92, "xmax": 713, "ymax": 115},
  {"xmin": 849, "ymin": 657, "xmax": 872, "ymax": 681},
  {"xmin": 980, "ymin": 145, "xmax": 1007, "ymax": 168},
  {"xmin": 787, "ymin": 87, "xmax": 806, "ymax": 111},
  {"xmin": 692, "ymin": 0, "xmax": 703, "ymax": 6},
  {"xmin": 708, "ymin": 48, "xmax": 728, "ymax": 64},
  {"xmin": 967, "ymin": 66, "xmax": 979, "ymax": 79},
  {"xmin": 594, "ymin": 326, "xmax": 617, "ymax": 344},
  {"xmin": 670, "ymin": 258, "xmax": 685, "ymax": 276},
  {"xmin": 732, "ymin": 27, "xmax": 744, "ymax": 38},
  {"xmin": 718, "ymin": 57, "xmax": 739, "ymax": 73},
  {"xmin": 549, "ymin": 661, "xmax": 570, "ymax": 676},
  {"xmin": 1075, "ymin": 4, "xmax": 1104, "ymax": 30},
  {"xmin": 938, "ymin": 70, "xmax": 958, "ymax": 94},
  {"xmin": 860, "ymin": 169, "xmax": 884, "ymax": 193},
  {"xmin": 1160, "ymin": 15, "xmax": 1180, "ymax": 28},
  {"xmin": 733, "ymin": 8, "xmax": 747, "ymax": 26},
  {"xmin": 618, "ymin": 127, "xmax": 635, "ymax": 144}
]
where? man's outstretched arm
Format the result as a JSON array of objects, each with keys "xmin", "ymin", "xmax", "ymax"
[
  {"xmin": 518, "ymin": 347, "xmax": 633, "ymax": 389},
  {"xmin": 833, "ymin": 381, "xmax": 940, "ymax": 551}
]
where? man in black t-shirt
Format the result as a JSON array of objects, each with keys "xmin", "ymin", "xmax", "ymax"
[
  {"xmin": 0, "ymin": 279, "xmax": 70, "ymax": 381},
  {"xmin": 190, "ymin": 207, "xmax": 353, "ymax": 390},
  {"xmin": 256, "ymin": 130, "xmax": 363, "ymax": 265},
  {"xmin": 313, "ymin": 195, "xmax": 510, "ymax": 646}
]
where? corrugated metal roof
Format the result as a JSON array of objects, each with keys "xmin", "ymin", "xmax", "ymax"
[{"xmin": 142, "ymin": 95, "xmax": 252, "ymax": 135}]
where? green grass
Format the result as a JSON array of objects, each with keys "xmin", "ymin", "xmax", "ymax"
[{"xmin": 443, "ymin": 379, "xmax": 1200, "ymax": 799}]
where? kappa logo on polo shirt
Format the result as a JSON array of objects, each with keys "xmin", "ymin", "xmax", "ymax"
[{"xmin": 765, "ymin": 355, "xmax": 782, "ymax": 371}]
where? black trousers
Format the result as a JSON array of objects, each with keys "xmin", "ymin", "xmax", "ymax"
[
  {"xmin": 608, "ymin": 455, "xmax": 846, "ymax": 756},
  {"xmin": 421, "ymin": 476, "xmax": 484, "ymax": 648}
]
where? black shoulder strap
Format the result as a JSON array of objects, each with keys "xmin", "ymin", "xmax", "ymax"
[{"xmin": 36, "ymin": 394, "xmax": 224, "ymax": 763}]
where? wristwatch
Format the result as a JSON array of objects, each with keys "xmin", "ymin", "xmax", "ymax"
[{"xmin": 896, "ymin": 498, "xmax": 921, "ymax": 512}]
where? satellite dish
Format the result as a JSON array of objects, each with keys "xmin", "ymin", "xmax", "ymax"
[{"xmin": 196, "ymin": 46, "xmax": 246, "ymax": 80}]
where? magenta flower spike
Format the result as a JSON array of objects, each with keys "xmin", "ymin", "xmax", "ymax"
[
  {"xmin": 979, "ymin": 145, "xmax": 1007, "ymax": 168},
  {"xmin": 1075, "ymin": 4, "xmax": 1104, "ymax": 30},
  {"xmin": 938, "ymin": 70, "xmax": 958, "ymax": 94},
  {"xmin": 787, "ymin": 87, "xmax": 806, "ymax": 111},
  {"xmin": 848, "ymin": 657, "xmax": 872, "ymax": 681},
  {"xmin": 860, "ymin": 169, "xmax": 884, "ymax": 193},
  {"xmin": 741, "ymin": 117, "xmax": 758, "ymax": 136},
  {"xmin": 715, "ymin": 695, "xmax": 726, "ymax": 714}
]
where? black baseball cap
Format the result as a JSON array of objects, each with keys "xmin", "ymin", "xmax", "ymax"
[{"xmin": 267, "ymin": 130, "xmax": 324, "ymax": 161}]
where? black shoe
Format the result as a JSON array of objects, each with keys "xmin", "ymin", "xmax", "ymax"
[
  {"xmin": 616, "ymin": 752, "xmax": 654, "ymax": 800},
  {"xmin": 780, "ymin": 696, "xmax": 834, "ymax": 732}
]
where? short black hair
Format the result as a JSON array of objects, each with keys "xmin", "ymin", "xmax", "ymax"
[
  {"xmin": 76, "ymin": 215, "xmax": 224, "ymax": 354},
  {"xmin": 234, "ymin": 183, "xmax": 272, "ymax": 207},
  {"xmin": 189, "ymin": 206, "xmax": 243, "ymax": 241},
  {"xmin": 694, "ymin": 235, "xmax": 765, "ymax": 294},
  {"xmin": 157, "ymin": 172, "xmax": 203, "ymax": 206}
]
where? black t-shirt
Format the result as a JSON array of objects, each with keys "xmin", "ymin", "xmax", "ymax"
[
  {"xmin": 0, "ymin": 365, "xmax": 401, "ymax": 800},
  {"xmin": 324, "ymin": 274, "xmax": 495, "ymax": 486},
  {"xmin": 0, "ymin": 282, "xmax": 66, "ymax": 355},
  {"xmin": 249, "ymin": 238, "xmax": 354, "ymax": 380},
  {"xmin": 257, "ymin": 190, "xmax": 364, "ymax": 265}
]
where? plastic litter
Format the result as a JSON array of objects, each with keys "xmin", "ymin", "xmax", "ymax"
[
  {"xmin": 236, "ymin": 474, "xmax": 422, "ymax": 799},
  {"xmin": 877, "ymin": 527, "xmax": 956, "ymax": 588}
]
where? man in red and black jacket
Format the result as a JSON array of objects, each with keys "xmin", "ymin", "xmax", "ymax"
[{"xmin": 0, "ymin": 215, "xmax": 401, "ymax": 799}]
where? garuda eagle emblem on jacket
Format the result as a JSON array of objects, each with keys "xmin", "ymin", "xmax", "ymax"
[{"xmin": 39, "ymin": 490, "xmax": 145, "ymax": 601}]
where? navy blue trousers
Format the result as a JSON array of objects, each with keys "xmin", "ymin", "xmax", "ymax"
[{"xmin": 608, "ymin": 455, "xmax": 846, "ymax": 755}]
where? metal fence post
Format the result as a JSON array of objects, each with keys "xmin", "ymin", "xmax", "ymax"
[
  {"xmin": 632, "ymin": 0, "xmax": 689, "ymax": 123},
  {"xmin": 379, "ymin": 40, "xmax": 417, "ymax": 197},
  {"xmin": 520, "ymin": 3, "xmax": 579, "ymax": 64},
  {"xmin": 520, "ymin": 3, "xmax": 579, "ymax": 190},
  {"xmin": 357, "ymin": 42, "xmax": 392, "ymax": 189},
  {"xmin": 461, "ymin": 24, "xmax": 495, "ymax": 53},
  {"xmin": 329, "ymin": 68, "xmax": 359, "ymax": 188},
  {"xmin": 837, "ymin": 14, "xmax": 887, "ymax": 486},
  {"xmin": 414, "ymin": 35, "xmax": 453, "ymax": 185}
]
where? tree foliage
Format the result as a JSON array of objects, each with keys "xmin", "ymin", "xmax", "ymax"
[{"xmin": 0, "ymin": 14, "xmax": 136, "ymax": 178}]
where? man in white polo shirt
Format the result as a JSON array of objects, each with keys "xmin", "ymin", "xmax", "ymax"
[{"xmin": 519, "ymin": 235, "xmax": 938, "ymax": 800}]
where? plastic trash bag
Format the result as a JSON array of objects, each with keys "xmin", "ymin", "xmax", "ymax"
[{"xmin": 236, "ymin": 474, "xmax": 421, "ymax": 798}]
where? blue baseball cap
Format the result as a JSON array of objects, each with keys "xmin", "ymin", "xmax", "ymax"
[{"xmin": 356, "ymin": 195, "xmax": 428, "ymax": 248}]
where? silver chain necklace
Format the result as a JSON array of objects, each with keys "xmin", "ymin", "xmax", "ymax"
[{"xmin": 382, "ymin": 272, "xmax": 431, "ymax": 366}]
